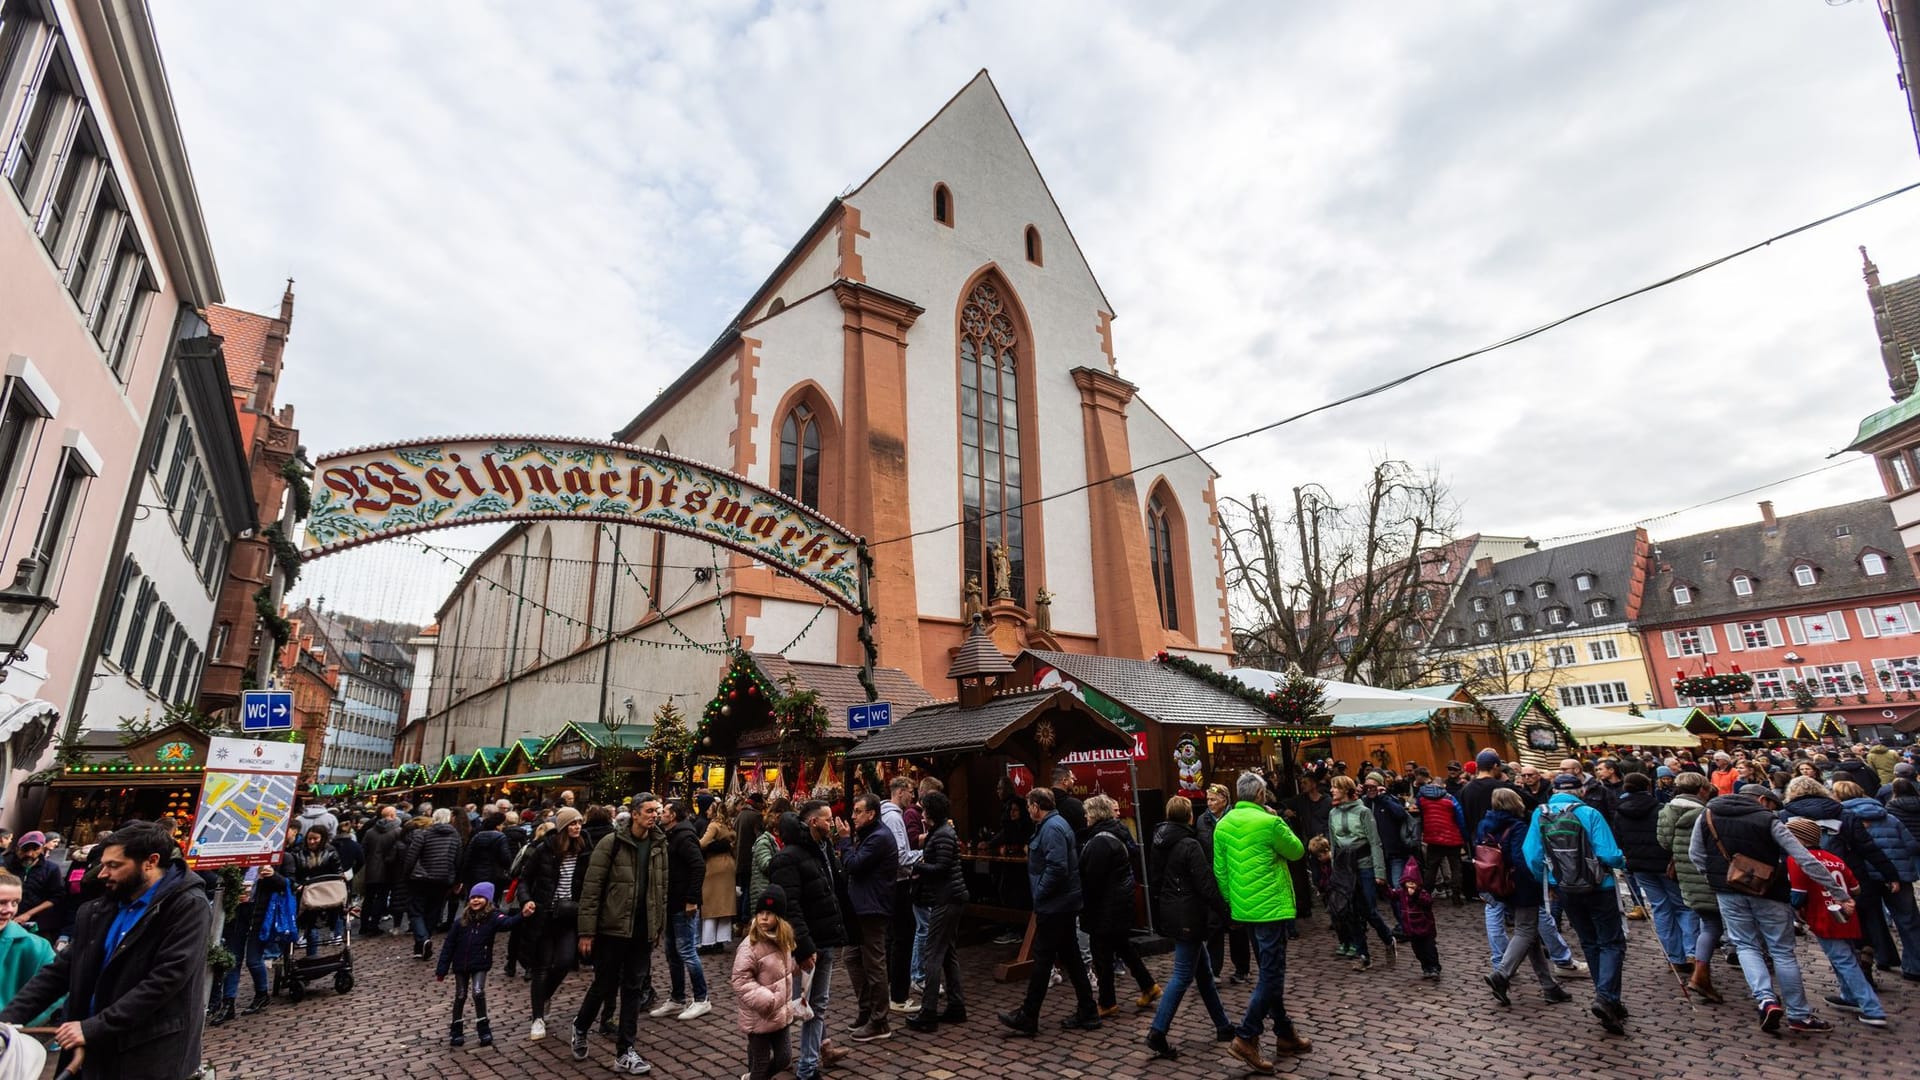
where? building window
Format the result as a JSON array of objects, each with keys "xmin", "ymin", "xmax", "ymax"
[
  {"xmin": 1024, "ymin": 225, "xmax": 1042, "ymax": 265},
  {"xmin": 1545, "ymin": 606, "xmax": 1566, "ymax": 626},
  {"xmin": 158, "ymin": 625, "xmax": 186, "ymax": 702},
  {"xmin": 1794, "ymin": 563, "xmax": 1817, "ymax": 587},
  {"xmin": 1574, "ymin": 573, "xmax": 1593, "ymax": 592},
  {"xmin": 1835, "ymin": 525, "xmax": 1852, "ymax": 538},
  {"xmin": 94, "ymin": 233, "xmax": 152, "ymax": 377},
  {"xmin": 1732, "ymin": 574, "xmax": 1752, "ymax": 596},
  {"xmin": 1812, "ymin": 662, "xmax": 1862, "ymax": 696},
  {"xmin": 1147, "ymin": 494, "xmax": 1178, "ymax": 631},
  {"xmin": 1470, "ymin": 597, "xmax": 1489, "ymax": 613},
  {"xmin": 1507, "ymin": 651, "xmax": 1532, "ymax": 672},
  {"xmin": 0, "ymin": 376, "xmax": 48, "ymax": 526},
  {"xmin": 1506, "ymin": 613, "xmax": 1527, "ymax": 632},
  {"xmin": 777, "ymin": 403, "xmax": 821, "ymax": 508},
  {"xmin": 933, "ymin": 183, "xmax": 952, "ymax": 225},
  {"xmin": 1589, "ymin": 639, "xmax": 1618, "ymax": 662},
  {"xmin": 1533, "ymin": 582, "xmax": 1552, "ymax": 599},
  {"xmin": 119, "ymin": 580, "xmax": 152, "ymax": 672},
  {"xmin": 2, "ymin": 35, "xmax": 76, "ymax": 207},
  {"xmin": 1804, "ymin": 616, "xmax": 1837, "ymax": 644},
  {"xmin": 1587, "ymin": 598, "xmax": 1611, "ymax": 618},
  {"xmin": 1874, "ymin": 605, "xmax": 1910, "ymax": 636},
  {"xmin": 1675, "ymin": 628, "xmax": 1704, "ymax": 656},
  {"xmin": 1557, "ymin": 680, "xmax": 1631, "ymax": 707},
  {"xmin": 1741, "ymin": 621, "xmax": 1773, "ymax": 649},
  {"xmin": 100, "ymin": 555, "xmax": 135, "ymax": 662},
  {"xmin": 1441, "ymin": 661, "xmax": 1461, "ymax": 681},
  {"xmin": 1887, "ymin": 451, "xmax": 1918, "ymax": 492},
  {"xmin": 1445, "ymin": 627, "xmax": 1465, "ymax": 646},
  {"xmin": 959, "ymin": 278, "xmax": 1026, "ymax": 605},
  {"xmin": 1474, "ymin": 621, "xmax": 1492, "ymax": 640},
  {"xmin": 1548, "ymin": 645, "xmax": 1577, "ymax": 667},
  {"xmin": 1702, "ymin": 549, "xmax": 1715, "ymax": 564},
  {"xmin": 1502, "ymin": 588, "xmax": 1521, "ymax": 607},
  {"xmin": 1475, "ymin": 656, "xmax": 1500, "ymax": 677},
  {"xmin": 1416, "ymin": 591, "xmax": 1433, "ymax": 612},
  {"xmin": 64, "ymin": 170, "xmax": 124, "ymax": 317},
  {"xmin": 1673, "ymin": 585, "xmax": 1692, "ymax": 605},
  {"xmin": 1750, "ymin": 668, "xmax": 1790, "ymax": 700},
  {"xmin": 35, "ymin": 113, "xmax": 99, "ymax": 262},
  {"xmin": 1863, "ymin": 552, "xmax": 1888, "ymax": 577},
  {"xmin": 140, "ymin": 605, "xmax": 173, "ymax": 689},
  {"xmin": 26, "ymin": 446, "xmax": 90, "ymax": 594},
  {"xmin": 1876, "ymin": 656, "xmax": 1920, "ymax": 691}
]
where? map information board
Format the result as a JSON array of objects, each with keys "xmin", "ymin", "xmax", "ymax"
[{"xmin": 186, "ymin": 737, "xmax": 306, "ymax": 868}]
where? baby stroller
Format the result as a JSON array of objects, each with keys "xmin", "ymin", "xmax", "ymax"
[{"xmin": 274, "ymin": 874, "xmax": 354, "ymax": 1000}]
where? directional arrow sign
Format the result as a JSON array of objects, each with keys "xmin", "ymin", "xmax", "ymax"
[
  {"xmin": 848, "ymin": 701, "xmax": 892, "ymax": 732},
  {"xmin": 242, "ymin": 690, "xmax": 295, "ymax": 732}
]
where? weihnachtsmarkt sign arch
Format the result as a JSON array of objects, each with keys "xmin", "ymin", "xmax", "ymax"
[{"xmin": 300, "ymin": 436, "xmax": 869, "ymax": 615}]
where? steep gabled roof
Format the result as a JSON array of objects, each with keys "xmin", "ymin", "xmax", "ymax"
[{"xmin": 204, "ymin": 303, "xmax": 277, "ymax": 392}]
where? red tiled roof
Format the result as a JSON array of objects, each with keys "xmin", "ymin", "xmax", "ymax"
[{"xmin": 204, "ymin": 304, "xmax": 276, "ymax": 390}]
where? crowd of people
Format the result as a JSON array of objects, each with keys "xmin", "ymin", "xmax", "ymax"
[{"xmin": 0, "ymin": 737, "xmax": 1912, "ymax": 1077}]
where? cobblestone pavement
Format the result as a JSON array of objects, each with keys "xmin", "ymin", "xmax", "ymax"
[{"xmin": 190, "ymin": 902, "xmax": 1916, "ymax": 1080}]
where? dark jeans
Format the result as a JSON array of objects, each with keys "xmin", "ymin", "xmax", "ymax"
[
  {"xmin": 1149, "ymin": 938, "xmax": 1229, "ymax": 1036},
  {"xmin": 844, "ymin": 913, "xmax": 890, "ymax": 1021},
  {"xmin": 1857, "ymin": 879, "xmax": 1899, "ymax": 969},
  {"xmin": 1423, "ymin": 845, "xmax": 1465, "ymax": 898},
  {"xmin": 1019, "ymin": 911, "xmax": 1095, "ymax": 1019},
  {"xmin": 408, "ymin": 881, "xmax": 447, "ymax": 946},
  {"xmin": 667, "ymin": 909, "xmax": 708, "ymax": 1002},
  {"xmin": 450, "ymin": 971, "xmax": 488, "ymax": 1024},
  {"xmin": 1560, "ymin": 888, "xmax": 1626, "ymax": 1006},
  {"xmin": 573, "ymin": 933, "xmax": 652, "ymax": 1054},
  {"xmin": 1089, "ymin": 931, "xmax": 1154, "ymax": 1008},
  {"xmin": 887, "ymin": 880, "xmax": 915, "ymax": 1002},
  {"xmin": 1236, "ymin": 921, "xmax": 1292, "ymax": 1040},
  {"xmin": 359, "ymin": 882, "xmax": 392, "ymax": 934},
  {"xmin": 915, "ymin": 900, "xmax": 964, "ymax": 1017},
  {"xmin": 1356, "ymin": 876, "xmax": 1394, "ymax": 943},
  {"xmin": 1209, "ymin": 925, "xmax": 1249, "ymax": 977},
  {"xmin": 528, "ymin": 917, "xmax": 579, "ymax": 1021},
  {"xmin": 1409, "ymin": 934, "xmax": 1440, "ymax": 971},
  {"xmin": 747, "ymin": 1029, "xmax": 792, "ymax": 1080},
  {"xmin": 221, "ymin": 935, "xmax": 270, "ymax": 998}
]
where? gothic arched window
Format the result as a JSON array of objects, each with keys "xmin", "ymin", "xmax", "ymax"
[
  {"xmin": 960, "ymin": 279, "xmax": 1024, "ymax": 604},
  {"xmin": 779, "ymin": 403, "xmax": 821, "ymax": 508},
  {"xmin": 1148, "ymin": 494, "xmax": 1178, "ymax": 631}
]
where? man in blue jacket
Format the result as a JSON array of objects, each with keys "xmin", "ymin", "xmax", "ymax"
[
  {"xmin": 1522, "ymin": 772, "xmax": 1628, "ymax": 1034},
  {"xmin": 999, "ymin": 787, "xmax": 1098, "ymax": 1035}
]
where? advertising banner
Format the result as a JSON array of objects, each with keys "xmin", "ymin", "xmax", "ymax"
[{"xmin": 185, "ymin": 737, "xmax": 307, "ymax": 869}]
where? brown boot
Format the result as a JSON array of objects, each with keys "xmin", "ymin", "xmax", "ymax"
[
  {"xmin": 1687, "ymin": 960, "xmax": 1723, "ymax": 1004},
  {"xmin": 1273, "ymin": 1023, "xmax": 1313, "ymax": 1055},
  {"xmin": 1228, "ymin": 1035, "xmax": 1275, "ymax": 1074}
]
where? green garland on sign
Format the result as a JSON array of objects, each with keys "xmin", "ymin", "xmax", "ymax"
[
  {"xmin": 1153, "ymin": 651, "xmax": 1331, "ymax": 728},
  {"xmin": 1675, "ymin": 672, "xmax": 1752, "ymax": 699}
]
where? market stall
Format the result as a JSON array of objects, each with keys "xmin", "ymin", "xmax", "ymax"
[
  {"xmin": 1555, "ymin": 705, "xmax": 1700, "ymax": 749},
  {"xmin": 31, "ymin": 722, "xmax": 213, "ymax": 843},
  {"xmin": 1477, "ymin": 692, "xmax": 1579, "ymax": 771},
  {"xmin": 1316, "ymin": 684, "xmax": 1514, "ymax": 773}
]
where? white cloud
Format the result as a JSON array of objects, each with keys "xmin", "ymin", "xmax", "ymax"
[{"xmin": 154, "ymin": 0, "xmax": 1920, "ymax": 621}]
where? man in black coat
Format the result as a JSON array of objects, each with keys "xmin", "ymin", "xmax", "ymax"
[
  {"xmin": 770, "ymin": 804, "xmax": 850, "ymax": 1077},
  {"xmin": 661, "ymin": 801, "xmax": 710, "ymax": 1016},
  {"xmin": 2, "ymin": 820, "xmax": 211, "ymax": 1080},
  {"xmin": 357, "ymin": 805, "xmax": 404, "ymax": 936},
  {"xmin": 733, "ymin": 793, "xmax": 764, "ymax": 923}
]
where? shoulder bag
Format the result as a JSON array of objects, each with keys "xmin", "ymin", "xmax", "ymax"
[{"xmin": 1703, "ymin": 810, "xmax": 1774, "ymax": 897}]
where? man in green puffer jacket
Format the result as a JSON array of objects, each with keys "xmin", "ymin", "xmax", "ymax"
[
  {"xmin": 1656, "ymin": 772, "xmax": 1720, "ymax": 1003},
  {"xmin": 1212, "ymin": 770, "xmax": 1307, "ymax": 1073},
  {"xmin": 572, "ymin": 795, "xmax": 668, "ymax": 1073}
]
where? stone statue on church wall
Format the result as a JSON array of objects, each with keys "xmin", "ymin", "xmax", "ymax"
[
  {"xmin": 964, "ymin": 575, "xmax": 984, "ymax": 619},
  {"xmin": 991, "ymin": 542, "xmax": 1012, "ymax": 600},
  {"xmin": 1034, "ymin": 587, "xmax": 1053, "ymax": 633}
]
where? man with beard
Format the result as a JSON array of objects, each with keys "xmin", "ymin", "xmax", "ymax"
[{"xmin": 1, "ymin": 820, "xmax": 211, "ymax": 1078}]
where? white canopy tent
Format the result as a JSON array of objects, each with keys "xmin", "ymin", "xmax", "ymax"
[
  {"xmin": 1554, "ymin": 705, "xmax": 1699, "ymax": 748},
  {"xmin": 1225, "ymin": 668, "xmax": 1475, "ymax": 718}
]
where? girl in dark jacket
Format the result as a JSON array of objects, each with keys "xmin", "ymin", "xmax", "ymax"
[
  {"xmin": 519, "ymin": 807, "xmax": 589, "ymax": 1038},
  {"xmin": 905, "ymin": 792, "xmax": 967, "ymax": 1032},
  {"xmin": 436, "ymin": 882, "xmax": 533, "ymax": 1047},
  {"xmin": 1078, "ymin": 794, "xmax": 1157, "ymax": 1016},
  {"xmin": 1144, "ymin": 796, "xmax": 1233, "ymax": 1060},
  {"xmin": 1479, "ymin": 790, "xmax": 1573, "ymax": 1007}
]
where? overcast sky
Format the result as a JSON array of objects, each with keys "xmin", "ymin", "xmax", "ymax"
[{"xmin": 152, "ymin": 1, "xmax": 1920, "ymax": 624}]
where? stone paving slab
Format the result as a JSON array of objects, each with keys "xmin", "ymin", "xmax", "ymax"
[{"xmin": 179, "ymin": 902, "xmax": 1914, "ymax": 1079}]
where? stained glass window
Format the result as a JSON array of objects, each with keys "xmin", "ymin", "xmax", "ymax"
[
  {"xmin": 779, "ymin": 403, "xmax": 820, "ymax": 508},
  {"xmin": 1148, "ymin": 495, "xmax": 1177, "ymax": 630},
  {"xmin": 960, "ymin": 280, "xmax": 1024, "ymax": 605}
]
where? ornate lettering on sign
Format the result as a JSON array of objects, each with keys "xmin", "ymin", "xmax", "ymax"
[{"xmin": 302, "ymin": 437, "xmax": 866, "ymax": 612}]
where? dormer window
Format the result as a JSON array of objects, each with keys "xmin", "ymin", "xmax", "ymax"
[
  {"xmin": 1471, "ymin": 597, "xmax": 1489, "ymax": 613},
  {"xmin": 1446, "ymin": 627, "xmax": 1466, "ymax": 645},
  {"xmin": 1732, "ymin": 574, "xmax": 1753, "ymax": 596},
  {"xmin": 1506, "ymin": 614, "xmax": 1528, "ymax": 632},
  {"xmin": 1863, "ymin": 551, "xmax": 1888, "ymax": 577},
  {"xmin": 1794, "ymin": 563, "xmax": 1817, "ymax": 587},
  {"xmin": 1574, "ymin": 573, "xmax": 1594, "ymax": 592},
  {"xmin": 1533, "ymin": 582, "xmax": 1552, "ymax": 599},
  {"xmin": 1545, "ymin": 606, "xmax": 1567, "ymax": 626},
  {"xmin": 1673, "ymin": 585, "xmax": 1692, "ymax": 605},
  {"xmin": 1474, "ymin": 621, "xmax": 1493, "ymax": 640},
  {"xmin": 1502, "ymin": 588, "xmax": 1522, "ymax": 607},
  {"xmin": 1588, "ymin": 598, "xmax": 1611, "ymax": 618},
  {"xmin": 1702, "ymin": 550, "xmax": 1715, "ymax": 564}
]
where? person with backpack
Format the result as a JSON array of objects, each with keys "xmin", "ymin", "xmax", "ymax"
[
  {"xmin": 1078, "ymin": 794, "xmax": 1158, "ymax": 1017},
  {"xmin": 1143, "ymin": 795, "xmax": 1234, "ymax": 1060},
  {"xmin": 1522, "ymin": 772, "xmax": 1628, "ymax": 1034},
  {"xmin": 1479, "ymin": 788, "xmax": 1572, "ymax": 1007},
  {"xmin": 1414, "ymin": 771, "xmax": 1467, "ymax": 905},
  {"xmin": 1690, "ymin": 783, "xmax": 1848, "ymax": 1033}
]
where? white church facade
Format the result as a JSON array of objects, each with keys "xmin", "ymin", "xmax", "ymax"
[{"xmin": 409, "ymin": 72, "xmax": 1232, "ymax": 760}]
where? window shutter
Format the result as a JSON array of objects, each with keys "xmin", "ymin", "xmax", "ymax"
[
  {"xmin": 1904, "ymin": 602, "xmax": 1920, "ymax": 634},
  {"xmin": 1723, "ymin": 623, "xmax": 1743, "ymax": 651},
  {"xmin": 1764, "ymin": 618, "xmax": 1783, "ymax": 648},
  {"xmin": 1662, "ymin": 631, "xmax": 1680, "ymax": 658},
  {"xmin": 1856, "ymin": 608, "xmax": 1879, "ymax": 638},
  {"xmin": 1829, "ymin": 611, "xmax": 1849, "ymax": 642},
  {"xmin": 1786, "ymin": 616, "xmax": 1806, "ymax": 645},
  {"xmin": 1699, "ymin": 626, "xmax": 1717, "ymax": 654}
]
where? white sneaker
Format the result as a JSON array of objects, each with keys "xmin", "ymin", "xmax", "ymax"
[
  {"xmin": 615, "ymin": 1048, "xmax": 653, "ymax": 1074},
  {"xmin": 528, "ymin": 1018, "xmax": 546, "ymax": 1041},
  {"xmin": 1555, "ymin": 958, "xmax": 1590, "ymax": 974},
  {"xmin": 649, "ymin": 999, "xmax": 684, "ymax": 1018},
  {"xmin": 889, "ymin": 998, "xmax": 917, "ymax": 1013},
  {"xmin": 676, "ymin": 999, "xmax": 712, "ymax": 1021}
]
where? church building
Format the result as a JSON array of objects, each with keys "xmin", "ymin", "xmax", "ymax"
[{"xmin": 412, "ymin": 72, "xmax": 1232, "ymax": 758}]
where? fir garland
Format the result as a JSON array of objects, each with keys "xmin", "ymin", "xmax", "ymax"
[
  {"xmin": 254, "ymin": 589, "xmax": 291, "ymax": 649},
  {"xmin": 1153, "ymin": 651, "xmax": 1331, "ymax": 728},
  {"xmin": 280, "ymin": 456, "xmax": 312, "ymax": 521},
  {"xmin": 1675, "ymin": 672, "xmax": 1753, "ymax": 699},
  {"xmin": 264, "ymin": 523, "xmax": 302, "ymax": 588}
]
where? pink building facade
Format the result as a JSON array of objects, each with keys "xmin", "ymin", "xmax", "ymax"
[{"xmin": 0, "ymin": 0, "xmax": 221, "ymax": 814}]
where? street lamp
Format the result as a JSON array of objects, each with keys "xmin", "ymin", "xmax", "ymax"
[{"xmin": 0, "ymin": 559, "xmax": 56, "ymax": 682}]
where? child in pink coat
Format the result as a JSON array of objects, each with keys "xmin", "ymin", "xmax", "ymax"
[{"xmin": 733, "ymin": 884, "xmax": 797, "ymax": 1080}]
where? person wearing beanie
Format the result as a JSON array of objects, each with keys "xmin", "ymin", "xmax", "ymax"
[
  {"xmin": 1783, "ymin": 818, "xmax": 1886, "ymax": 1026},
  {"xmin": 438, "ymin": 882, "xmax": 535, "ymax": 1046},
  {"xmin": 734, "ymin": 883, "xmax": 797, "ymax": 1080},
  {"xmin": 520, "ymin": 804, "xmax": 590, "ymax": 1040}
]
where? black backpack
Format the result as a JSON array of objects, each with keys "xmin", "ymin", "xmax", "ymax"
[{"xmin": 1539, "ymin": 804, "xmax": 1603, "ymax": 894}]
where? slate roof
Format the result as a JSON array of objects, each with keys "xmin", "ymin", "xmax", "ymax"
[
  {"xmin": 1636, "ymin": 498, "xmax": 1918, "ymax": 627},
  {"xmin": 204, "ymin": 303, "xmax": 276, "ymax": 391},
  {"xmin": 1435, "ymin": 531, "xmax": 1644, "ymax": 646},
  {"xmin": 750, "ymin": 655, "xmax": 934, "ymax": 741},
  {"xmin": 1023, "ymin": 650, "xmax": 1273, "ymax": 729},
  {"xmin": 845, "ymin": 686, "xmax": 1127, "ymax": 762}
]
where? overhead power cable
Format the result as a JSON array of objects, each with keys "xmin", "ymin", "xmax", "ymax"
[
  {"xmin": 869, "ymin": 180, "xmax": 1920, "ymax": 549},
  {"xmin": 1532, "ymin": 458, "xmax": 1863, "ymax": 545}
]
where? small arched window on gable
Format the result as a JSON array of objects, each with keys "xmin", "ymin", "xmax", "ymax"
[
  {"xmin": 1024, "ymin": 225, "xmax": 1042, "ymax": 265},
  {"xmin": 1147, "ymin": 494, "xmax": 1178, "ymax": 631},
  {"xmin": 933, "ymin": 183, "xmax": 953, "ymax": 226},
  {"xmin": 779, "ymin": 402, "xmax": 822, "ymax": 509}
]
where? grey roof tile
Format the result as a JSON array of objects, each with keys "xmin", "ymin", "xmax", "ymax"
[
  {"xmin": 1023, "ymin": 650, "xmax": 1272, "ymax": 728},
  {"xmin": 846, "ymin": 686, "xmax": 1124, "ymax": 761},
  {"xmin": 1434, "ymin": 531, "xmax": 1643, "ymax": 645},
  {"xmin": 749, "ymin": 655, "xmax": 934, "ymax": 740}
]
